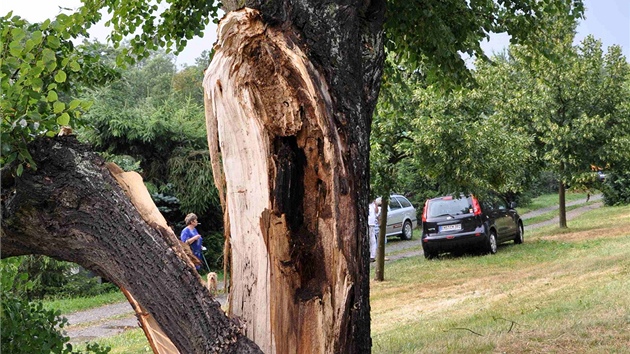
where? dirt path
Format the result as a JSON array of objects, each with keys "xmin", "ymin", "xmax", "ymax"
[
  {"xmin": 64, "ymin": 289, "xmax": 227, "ymax": 344},
  {"xmin": 65, "ymin": 196, "xmax": 603, "ymax": 343}
]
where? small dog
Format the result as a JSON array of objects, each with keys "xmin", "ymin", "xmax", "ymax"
[{"xmin": 206, "ymin": 272, "xmax": 218, "ymax": 296}]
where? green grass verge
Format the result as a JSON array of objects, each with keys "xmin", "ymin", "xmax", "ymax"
[
  {"xmin": 522, "ymin": 200, "xmax": 601, "ymax": 226},
  {"xmin": 72, "ymin": 328, "xmax": 149, "ymax": 354},
  {"xmin": 371, "ymin": 204, "xmax": 630, "ymax": 353},
  {"xmin": 516, "ymin": 192, "xmax": 590, "ymax": 215},
  {"xmin": 71, "ymin": 203, "xmax": 629, "ymax": 353},
  {"xmin": 43, "ymin": 291, "xmax": 127, "ymax": 315}
]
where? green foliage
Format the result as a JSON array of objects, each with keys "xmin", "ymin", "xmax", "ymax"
[
  {"xmin": 1, "ymin": 12, "xmax": 118, "ymax": 173},
  {"xmin": 371, "ymin": 56, "xmax": 535, "ymax": 208},
  {"xmin": 102, "ymin": 0, "xmax": 221, "ymax": 63},
  {"xmin": 100, "ymin": 154, "xmax": 143, "ymax": 173},
  {"xmin": 371, "ymin": 61, "xmax": 417, "ymax": 199},
  {"xmin": 602, "ymin": 170, "xmax": 630, "ymax": 206},
  {"xmin": 171, "ymin": 50, "xmax": 213, "ymax": 104},
  {"xmin": 82, "ymin": 52, "xmax": 220, "ymax": 217},
  {"xmin": 0, "ymin": 259, "xmax": 111, "ymax": 354},
  {"xmin": 202, "ymin": 231, "xmax": 226, "ymax": 269},
  {"xmin": 1, "ymin": 293, "xmax": 111, "ymax": 354},
  {"xmin": 167, "ymin": 149, "xmax": 220, "ymax": 216},
  {"xmin": 7, "ymin": 256, "xmax": 117, "ymax": 300},
  {"xmin": 385, "ymin": 0, "xmax": 585, "ymax": 87},
  {"xmin": 410, "ymin": 85, "xmax": 533, "ymax": 196},
  {"xmin": 489, "ymin": 25, "xmax": 630, "ymax": 190}
]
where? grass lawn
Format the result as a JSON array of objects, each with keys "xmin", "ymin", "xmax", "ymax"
[
  {"xmin": 516, "ymin": 191, "xmax": 591, "ymax": 215},
  {"xmin": 77, "ymin": 200, "xmax": 629, "ymax": 353},
  {"xmin": 522, "ymin": 199, "xmax": 602, "ymax": 226},
  {"xmin": 73, "ymin": 328, "xmax": 149, "ymax": 354},
  {"xmin": 43, "ymin": 291, "xmax": 127, "ymax": 315},
  {"xmin": 370, "ymin": 204, "xmax": 630, "ymax": 353}
]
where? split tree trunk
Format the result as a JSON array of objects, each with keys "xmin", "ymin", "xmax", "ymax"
[
  {"xmin": 1, "ymin": 136, "xmax": 261, "ymax": 354},
  {"xmin": 203, "ymin": 2, "xmax": 385, "ymax": 353}
]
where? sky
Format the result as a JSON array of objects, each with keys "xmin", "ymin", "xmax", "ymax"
[{"xmin": 2, "ymin": 0, "xmax": 629, "ymax": 67}]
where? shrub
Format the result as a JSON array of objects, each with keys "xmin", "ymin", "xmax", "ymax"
[
  {"xmin": 602, "ymin": 170, "xmax": 630, "ymax": 206},
  {"xmin": 10, "ymin": 256, "xmax": 117, "ymax": 300},
  {"xmin": 1, "ymin": 258, "xmax": 110, "ymax": 354}
]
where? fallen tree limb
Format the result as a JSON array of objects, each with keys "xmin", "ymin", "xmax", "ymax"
[{"xmin": 1, "ymin": 136, "xmax": 261, "ymax": 353}]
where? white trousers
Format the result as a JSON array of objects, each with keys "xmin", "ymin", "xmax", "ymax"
[{"xmin": 369, "ymin": 225, "xmax": 377, "ymax": 259}]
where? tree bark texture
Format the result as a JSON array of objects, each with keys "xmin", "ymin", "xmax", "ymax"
[
  {"xmin": 559, "ymin": 180, "xmax": 567, "ymax": 228},
  {"xmin": 1, "ymin": 136, "xmax": 261, "ymax": 354},
  {"xmin": 204, "ymin": 2, "xmax": 385, "ymax": 353},
  {"xmin": 374, "ymin": 195, "xmax": 388, "ymax": 281}
]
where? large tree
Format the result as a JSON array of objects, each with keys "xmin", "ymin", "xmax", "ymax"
[
  {"xmin": 487, "ymin": 23, "xmax": 630, "ymax": 228},
  {"xmin": 2, "ymin": 1, "xmax": 585, "ymax": 353}
]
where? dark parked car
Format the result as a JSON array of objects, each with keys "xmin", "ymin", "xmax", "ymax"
[{"xmin": 421, "ymin": 194, "xmax": 523, "ymax": 259}]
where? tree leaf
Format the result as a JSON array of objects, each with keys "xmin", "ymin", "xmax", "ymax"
[
  {"xmin": 57, "ymin": 113, "xmax": 70, "ymax": 126},
  {"xmin": 54, "ymin": 70, "xmax": 67, "ymax": 83},
  {"xmin": 69, "ymin": 61, "xmax": 80, "ymax": 72},
  {"xmin": 68, "ymin": 99, "xmax": 81, "ymax": 110},
  {"xmin": 46, "ymin": 91, "xmax": 58, "ymax": 102},
  {"xmin": 53, "ymin": 101, "xmax": 65, "ymax": 113}
]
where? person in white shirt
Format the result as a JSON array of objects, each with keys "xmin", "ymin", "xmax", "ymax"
[{"xmin": 368, "ymin": 197, "xmax": 381, "ymax": 262}]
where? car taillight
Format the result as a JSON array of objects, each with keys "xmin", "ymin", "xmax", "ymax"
[
  {"xmin": 422, "ymin": 200, "xmax": 429, "ymax": 222},
  {"xmin": 472, "ymin": 195, "xmax": 482, "ymax": 216}
]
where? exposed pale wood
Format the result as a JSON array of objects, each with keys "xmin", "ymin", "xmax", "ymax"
[
  {"xmin": 121, "ymin": 287, "xmax": 179, "ymax": 354},
  {"xmin": 204, "ymin": 8, "xmax": 358, "ymax": 353}
]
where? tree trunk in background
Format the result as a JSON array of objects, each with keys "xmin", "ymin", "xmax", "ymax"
[
  {"xmin": 559, "ymin": 180, "xmax": 567, "ymax": 228},
  {"xmin": 203, "ymin": 2, "xmax": 385, "ymax": 353},
  {"xmin": 1, "ymin": 136, "xmax": 261, "ymax": 354},
  {"xmin": 375, "ymin": 195, "xmax": 388, "ymax": 281}
]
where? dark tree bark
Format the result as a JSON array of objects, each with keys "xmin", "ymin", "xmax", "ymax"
[
  {"xmin": 1, "ymin": 136, "xmax": 261, "ymax": 354},
  {"xmin": 202, "ymin": 2, "xmax": 385, "ymax": 353},
  {"xmin": 559, "ymin": 180, "xmax": 567, "ymax": 228},
  {"xmin": 374, "ymin": 195, "xmax": 388, "ymax": 281}
]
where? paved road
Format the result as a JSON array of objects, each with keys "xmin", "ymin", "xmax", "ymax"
[{"xmin": 64, "ymin": 195, "xmax": 603, "ymax": 343}]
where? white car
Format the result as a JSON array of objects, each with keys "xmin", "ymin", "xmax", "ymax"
[{"xmin": 383, "ymin": 194, "xmax": 418, "ymax": 240}]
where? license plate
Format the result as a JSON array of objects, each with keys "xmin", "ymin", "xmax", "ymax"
[{"xmin": 440, "ymin": 224, "xmax": 461, "ymax": 232}]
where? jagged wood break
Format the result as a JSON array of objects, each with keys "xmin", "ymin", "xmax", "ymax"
[{"xmin": 204, "ymin": 8, "xmax": 361, "ymax": 354}]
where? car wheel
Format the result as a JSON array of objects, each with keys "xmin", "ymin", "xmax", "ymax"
[
  {"xmin": 400, "ymin": 220, "xmax": 413, "ymax": 240},
  {"xmin": 514, "ymin": 223, "xmax": 524, "ymax": 244},
  {"xmin": 486, "ymin": 230, "xmax": 498, "ymax": 254}
]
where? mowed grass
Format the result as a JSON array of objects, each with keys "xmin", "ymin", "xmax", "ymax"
[
  {"xmin": 73, "ymin": 328, "xmax": 149, "ymax": 354},
  {"xmin": 43, "ymin": 291, "xmax": 127, "ymax": 315},
  {"xmin": 370, "ymin": 204, "xmax": 630, "ymax": 353},
  {"xmin": 522, "ymin": 199, "xmax": 602, "ymax": 226},
  {"xmin": 516, "ymin": 192, "xmax": 590, "ymax": 215}
]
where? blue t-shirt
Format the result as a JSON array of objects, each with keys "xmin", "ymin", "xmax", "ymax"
[{"xmin": 180, "ymin": 227, "xmax": 203, "ymax": 259}]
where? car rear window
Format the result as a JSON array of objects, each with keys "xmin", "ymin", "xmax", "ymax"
[
  {"xmin": 427, "ymin": 197, "xmax": 473, "ymax": 218},
  {"xmin": 397, "ymin": 196, "xmax": 412, "ymax": 208}
]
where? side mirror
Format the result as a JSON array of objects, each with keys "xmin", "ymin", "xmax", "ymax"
[{"xmin": 510, "ymin": 201, "xmax": 517, "ymax": 209}]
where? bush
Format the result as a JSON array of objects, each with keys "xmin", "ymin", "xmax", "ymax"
[
  {"xmin": 602, "ymin": 170, "xmax": 630, "ymax": 206},
  {"xmin": 10, "ymin": 256, "xmax": 117, "ymax": 300},
  {"xmin": 1, "ymin": 259, "xmax": 111, "ymax": 354},
  {"xmin": 1, "ymin": 293, "xmax": 110, "ymax": 354}
]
